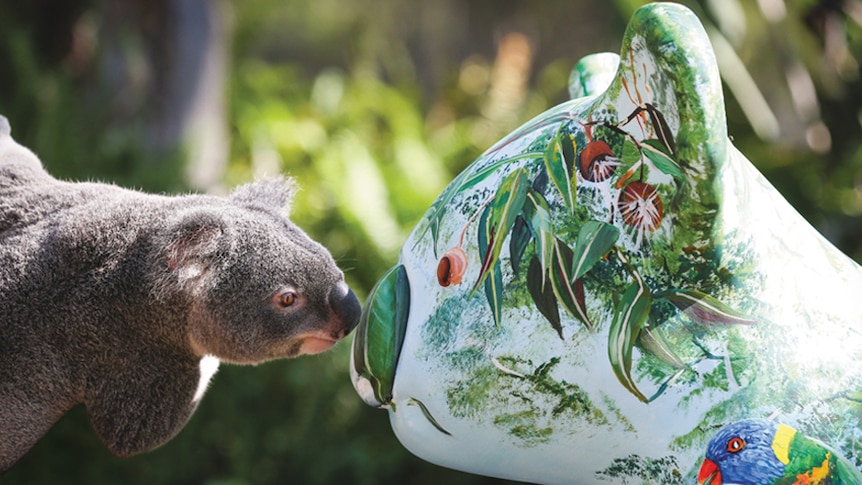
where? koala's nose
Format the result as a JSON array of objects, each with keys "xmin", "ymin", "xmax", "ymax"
[{"xmin": 329, "ymin": 282, "xmax": 362, "ymax": 337}]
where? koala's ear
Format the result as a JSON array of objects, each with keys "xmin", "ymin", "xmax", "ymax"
[
  {"xmin": 229, "ymin": 176, "xmax": 297, "ymax": 213},
  {"xmin": 162, "ymin": 210, "xmax": 224, "ymax": 283},
  {"xmin": 0, "ymin": 115, "xmax": 11, "ymax": 137}
]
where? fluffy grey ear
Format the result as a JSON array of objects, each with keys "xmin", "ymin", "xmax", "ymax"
[
  {"xmin": 229, "ymin": 176, "xmax": 297, "ymax": 213},
  {"xmin": 0, "ymin": 115, "xmax": 10, "ymax": 137},
  {"xmin": 162, "ymin": 210, "xmax": 224, "ymax": 284}
]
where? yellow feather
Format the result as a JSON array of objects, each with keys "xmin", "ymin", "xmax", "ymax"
[{"xmin": 772, "ymin": 423, "xmax": 796, "ymax": 465}]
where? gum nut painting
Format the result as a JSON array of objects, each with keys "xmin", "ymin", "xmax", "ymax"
[{"xmin": 351, "ymin": 3, "xmax": 862, "ymax": 485}]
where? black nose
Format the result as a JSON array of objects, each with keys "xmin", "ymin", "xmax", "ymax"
[{"xmin": 329, "ymin": 282, "xmax": 362, "ymax": 337}]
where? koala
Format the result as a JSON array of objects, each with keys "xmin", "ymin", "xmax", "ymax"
[{"xmin": 0, "ymin": 116, "xmax": 362, "ymax": 471}]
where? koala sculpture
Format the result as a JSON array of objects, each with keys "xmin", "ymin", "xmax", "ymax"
[
  {"xmin": 0, "ymin": 115, "xmax": 362, "ymax": 471},
  {"xmin": 350, "ymin": 3, "xmax": 862, "ymax": 484}
]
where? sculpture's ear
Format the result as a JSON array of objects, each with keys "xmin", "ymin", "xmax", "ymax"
[
  {"xmin": 565, "ymin": 3, "xmax": 728, "ymax": 251},
  {"xmin": 596, "ymin": 2, "xmax": 726, "ymax": 176},
  {"xmin": 568, "ymin": 52, "xmax": 620, "ymax": 100},
  {"xmin": 229, "ymin": 176, "xmax": 297, "ymax": 214}
]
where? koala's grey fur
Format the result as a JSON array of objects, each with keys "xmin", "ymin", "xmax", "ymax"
[{"xmin": 0, "ymin": 116, "xmax": 361, "ymax": 471}]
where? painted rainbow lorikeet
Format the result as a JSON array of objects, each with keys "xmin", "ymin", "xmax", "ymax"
[{"xmin": 697, "ymin": 419, "xmax": 862, "ymax": 485}]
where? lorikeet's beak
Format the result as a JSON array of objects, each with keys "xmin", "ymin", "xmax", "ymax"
[{"xmin": 697, "ymin": 458, "xmax": 722, "ymax": 485}]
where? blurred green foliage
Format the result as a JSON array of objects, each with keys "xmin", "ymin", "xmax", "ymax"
[{"xmin": 0, "ymin": 0, "xmax": 860, "ymax": 483}]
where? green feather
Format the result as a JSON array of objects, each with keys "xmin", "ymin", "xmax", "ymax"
[{"xmin": 777, "ymin": 429, "xmax": 862, "ymax": 484}]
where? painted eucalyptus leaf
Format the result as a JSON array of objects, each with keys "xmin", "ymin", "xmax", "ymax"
[
  {"xmin": 549, "ymin": 237, "xmax": 592, "ymax": 331},
  {"xmin": 571, "ymin": 221, "xmax": 620, "ymax": 280},
  {"xmin": 543, "ymin": 130, "xmax": 576, "ymax": 214},
  {"xmin": 641, "ymin": 139, "xmax": 685, "ymax": 183},
  {"xmin": 621, "ymin": 138, "xmax": 641, "ymax": 166},
  {"xmin": 637, "ymin": 325, "xmax": 686, "ymax": 370},
  {"xmin": 527, "ymin": 256, "xmax": 563, "ymax": 339},
  {"xmin": 657, "ymin": 288, "xmax": 757, "ymax": 328},
  {"xmin": 508, "ymin": 215, "xmax": 532, "ymax": 279},
  {"xmin": 473, "ymin": 167, "xmax": 530, "ymax": 294},
  {"xmin": 478, "ymin": 203, "xmax": 504, "ymax": 327},
  {"xmin": 523, "ymin": 188, "xmax": 555, "ymax": 276},
  {"xmin": 608, "ymin": 280, "xmax": 652, "ymax": 403},
  {"xmin": 644, "ymin": 103, "xmax": 676, "ymax": 156}
]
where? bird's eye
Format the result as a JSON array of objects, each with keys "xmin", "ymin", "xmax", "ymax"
[
  {"xmin": 276, "ymin": 291, "xmax": 297, "ymax": 308},
  {"xmin": 726, "ymin": 437, "xmax": 745, "ymax": 453}
]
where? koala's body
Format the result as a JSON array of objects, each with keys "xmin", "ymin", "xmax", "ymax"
[{"xmin": 0, "ymin": 116, "xmax": 362, "ymax": 471}]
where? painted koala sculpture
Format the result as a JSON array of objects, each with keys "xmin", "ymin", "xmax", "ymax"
[{"xmin": 351, "ymin": 3, "xmax": 862, "ymax": 485}]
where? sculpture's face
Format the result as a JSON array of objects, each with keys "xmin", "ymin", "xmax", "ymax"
[{"xmin": 352, "ymin": 4, "xmax": 862, "ymax": 484}]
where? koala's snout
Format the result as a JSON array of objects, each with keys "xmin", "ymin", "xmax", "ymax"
[{"xmin": 329, "ymin": 282, "xmax": 362, "ymax": 338}]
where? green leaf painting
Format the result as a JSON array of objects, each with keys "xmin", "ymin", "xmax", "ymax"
[
  {"xmin": 523, "ymin": 188, "xmax": 555, "ymax": 277},
  {"xmin": 636, "ymin": 326, "xmax": 686, "ymax": 370},
  {"xmin": 485, "ymin": 264, "xmax": 505, "ymax": 328},
  {"xmin": 509, "ymin": 215, "xmax": 532, "ymax": 279},
  {"xmin": 621, "ymin": 138, "xmax": 641, "ymax": 166},
  {"xmin": 644, "ymin": 103, "xmax": 676, "ymax": 155},
  {"xmin": 543, "ymin": 130, "xmax": 577, "ymax": 214},
  {"xmin": 478, "ymin": 204, "xmax": 505, "ymax": 327},
  {"xmin": 608, "ymin": 280, "xmax": 652, "ymax": 403},
  {"xmin": 527, "ymin": 256, "xmax": 564, "ymax": 339},
  {"xmin": 641, "ymin": 139, "xmax": 684, "ymax": 183},
  {"xmin": 571, "ymin": 221, "xmax": 620, "ymax": 280},
  {"xmin": 473, "ymin": 167, "xmax": 530, "ymax": 293},
  {"xmin": 657, "ymin": 289, "xmax": 756, "ymax": 327},
  {"xmin": 421, "ymin": 98, "xmax": 757, "ymax": 405},
  {"xmin": 549, "ymin": 237, "xmax": 592, "ymax": 331}
]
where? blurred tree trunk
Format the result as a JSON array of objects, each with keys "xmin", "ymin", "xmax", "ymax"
[{"xmin": 99, "ymin": 0, "xmax": 231, "ymax": 193}]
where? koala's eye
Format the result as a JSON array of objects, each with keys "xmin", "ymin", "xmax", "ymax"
[{"xmin": 275, "ymin": 291, "xmax": 297, "ymax": 308}]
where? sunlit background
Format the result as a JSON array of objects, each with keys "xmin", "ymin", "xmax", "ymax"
[{"xmin": 1, "ymin": 0, "xmax": 860, "ymax": 483}]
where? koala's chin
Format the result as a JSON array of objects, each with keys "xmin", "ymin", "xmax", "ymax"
[{"xmin": 299, "ymin": 336, "xmax": 340, "ymax": 355}]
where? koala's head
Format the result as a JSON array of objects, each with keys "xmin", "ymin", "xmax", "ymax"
[{"xmin": 157, "ymin": 177, "xmax": 361, "ymax": 364}]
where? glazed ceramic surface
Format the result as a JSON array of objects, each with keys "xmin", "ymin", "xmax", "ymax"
[{"xmin": 351, "ymin": 3, "xmax": 862, "ymax": 484}]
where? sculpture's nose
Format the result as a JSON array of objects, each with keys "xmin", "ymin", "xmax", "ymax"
[
  {"xmin": 329, "ymin": 281, "xmax": 362, "ymax": 338},
  {"xmin": 350, "ymin": 264, "xmax": 410, "ymax": 408}
]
